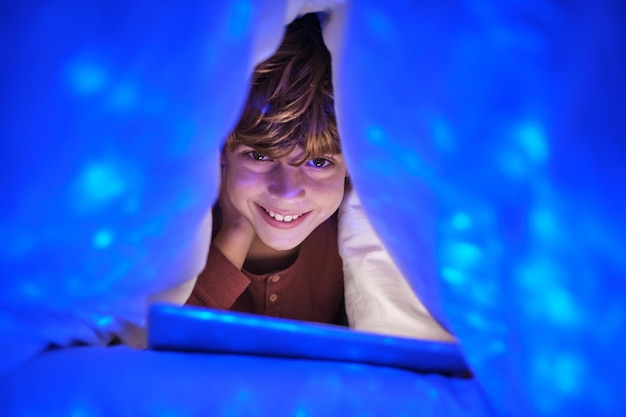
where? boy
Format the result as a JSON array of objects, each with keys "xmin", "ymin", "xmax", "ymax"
[{"xmin": 186, "ymin": 13, "xmax": 347, "ymax": 325}]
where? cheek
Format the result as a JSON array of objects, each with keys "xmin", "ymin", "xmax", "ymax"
[
  {"xmin": 225, "ymin": 170, "xmax": 263, "ymax": 208},
  {"xmin": 224, "ymin": 170, "xmax": 246, "ymax": 201},
  {"xmin": 318, "ymin": 177, "xmax": 347, "ymax": 212}
]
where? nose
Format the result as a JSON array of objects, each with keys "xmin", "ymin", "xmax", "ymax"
[{"xmin": 267, "ymin": 164, "xmax": 305, "ymax": 201}]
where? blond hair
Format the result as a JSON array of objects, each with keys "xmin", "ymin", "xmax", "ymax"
[{"xmin": 226, "ymin": 13, "xmax": 339, "ymax": 165}]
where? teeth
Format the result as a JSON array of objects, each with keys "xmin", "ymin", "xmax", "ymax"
[{"xmin": 264, "ymin": 208, "xmax": 301, "ymax": 222}]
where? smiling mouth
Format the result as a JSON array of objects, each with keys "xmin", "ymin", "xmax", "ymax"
[{"xmin": 263, "ymin": 207, "xmax": 303, "ymax": 223}]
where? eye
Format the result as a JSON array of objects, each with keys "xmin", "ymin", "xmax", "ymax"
[
  {"xmin": 307, "ymin": 157, "xmax": 332, "ymax": 168},
  {"xmin": 246, "ymin": 151, "xmax": 270, "ymax": 161}
]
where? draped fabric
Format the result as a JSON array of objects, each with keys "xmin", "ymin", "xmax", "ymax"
[{"xmin": 1, "ymin": 1, "xmax": 624, "ymax": 416}]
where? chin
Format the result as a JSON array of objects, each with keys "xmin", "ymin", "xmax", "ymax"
[
  {"xmin": 268, "ymin": 242, "xmax": 302, "ymax": 252},
  {"xmin": 261, "ymin": 236, "xmax": 305, "ymax": 252}
]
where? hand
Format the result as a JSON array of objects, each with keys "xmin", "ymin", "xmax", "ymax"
[{"xmin": 211, "ymin": 164, "xmax": 256, "ymax": 270}]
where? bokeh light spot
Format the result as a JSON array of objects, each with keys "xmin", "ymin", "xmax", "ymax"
[
  {"xmin": 431, "ymin": 119, "xmax": 455, "ymax": 152},
  {"xmin": 94, "ymin": 315, "xmax": 113, "ymax": 327},
  {"xmin": 530, "ymin": 206, "xmax": 559, "ymax": 241},
  {"xmin": 79, "ymin": 163, "xmax": 126, "ymax": 203},
  {"xmin": 108, "ymin": 83, "xmax": 137, "ymax": 110},
  {"xmin": 20, "ymin": 282, "xmax": 43, "ymax": 299},
  {"xmin": 441, "ymin": 267, "xmax": 468, "ymax": 285},
  {"xmin": 498, "ymin": 121, "xmax": 550, "ymax": 178},
  {"xmin": 553, "ymin": 354, "xmax": 584, "ymax": 395},
  {"xmin": 67, "ymin": 61, "xmax": 108, "ymax": 95},
  {"xmin": 366, "ymin": 9, "xmax": 392, "ymax": 36},
  {"xmin": 366, "ymin": 125, "xmax": 386, "ymax": 145},
  {"xmin": 533, "ymin": 353, "xmax": 584, "ymax": 397},
  {"xmin": 544, "ymin": 287, "xmax": 579, "ymax": 326},
  {"xmin": 294, "ymin": 407, "xmax": 310, "ymax": 417},
  {"xmin": 447, "ymin": 242, "xmax": 482, "ymax": 268},
  {"xmin": 451, "ymin": 212, "xmax": 472, "ymax": 231},
  {"xmin": 516, "ymin": 122, "xmax": 549, "ymax": 164},
  {"xmin": 93, "ymin": 230, "xmax": 113, "ymax": 249}
]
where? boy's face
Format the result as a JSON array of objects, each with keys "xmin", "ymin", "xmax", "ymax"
[{"xmin": 222, "ymin": 144, "xmax": 347, "ymax": 251}]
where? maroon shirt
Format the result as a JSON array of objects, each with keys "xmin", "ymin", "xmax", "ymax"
[{"xmin": 186, "ymin": 215, "xmax": 344, "ymax": 325}]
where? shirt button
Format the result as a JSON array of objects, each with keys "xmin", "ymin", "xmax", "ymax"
[
  {"xmin": 269, "ymin": 293, "xmax": 278, "ymax": 303},
  {"xmin": 269, "ymin": 274, "xmax": 281, "ymax": 283}
]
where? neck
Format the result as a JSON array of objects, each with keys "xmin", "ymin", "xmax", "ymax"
[{"xmin": 243, "ymin": 236, "xmax": 300, "ymax": 274}]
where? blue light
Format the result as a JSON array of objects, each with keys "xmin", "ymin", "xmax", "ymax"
[
  {"xmin": 517, "ymin": 259, "xmax": 581, "ymax": 326},
  {"xmin": 530, "ymin": 206, "xmax": 559, "ymax": 242},
  {"xmin": 365, "ymin": 8, "xmax": 392, "ymax": 37},
  {"xmin": 108, "ymin": 83, "xmax": 137, "ymax": 111},
  {"xmin": 441, "ymin": 267, "xmax": 468, "ymax": 286},
  {"xmin": 450, "ymin": 212, "xmax": 472, "ymax": 231},
  {"xmin": 515, "ymin": 122, "xmax": 549, "ymax": 165},
  {"xmin": 532, "ymin": 352, "xmax": 585, "ymax": 402},
  {"xmin": 68, "ymin": 403, "xmax": 98, "ymax": 417},
  {"xmin": 466, "ymin": 313, "xmax": 489, "ymax": 331},
  {"xmin": 93, "ymin": 314, "xmax": 114, "ymax": 327},
  {"xmin": 498, "ymin": 151, "xmax": 526, "ymax": 178},
  {"xmin": 431, "ymin": 119, "xmax": 455, "ymax": 153},
  {"xmin": 77, "ymin": 162, "xmax": 126, "ymax": 204},
  {"xmin": 498, "ymin": 121, "xmax": 550, "ymax": 178},
  {"xmin": 294, "ymin": 407, "xmax": 310, "ymax": 417},
  {"xmin": 399, "ymin": 151, "xmax": 423, "ymax": 174},
  {"xmin": 366, "ymin": 125, "xmax": 386, "ymax": 145},
  {"xmin": 228, "ymin": 0, "xmax": 253, "ymax": 38},
  {"xmin": 543, "ymin": 287, "xmax": 579, "ymax": 326},
  {"xmin": 67, "ymin": 61, "xmax": 108, "ymax": 95},
  {"xmin": 553, "ymin": 354, "xmax": 584, "ymax": 395},
  {"xmin": 446, "ymin": 242, "xmax": 482, "ymax": 269},
  {"xmin": 19, "ymin": 281, "xmax": 43, "ymax": 299},
  {"xmin": 92, "ymin": 229, "xmax": 113, "ymax": 249}
]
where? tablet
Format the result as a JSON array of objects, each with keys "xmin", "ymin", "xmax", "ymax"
[{"xmin": 148, "ymin": 304, "xmax": 468, "ymax": 374}]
